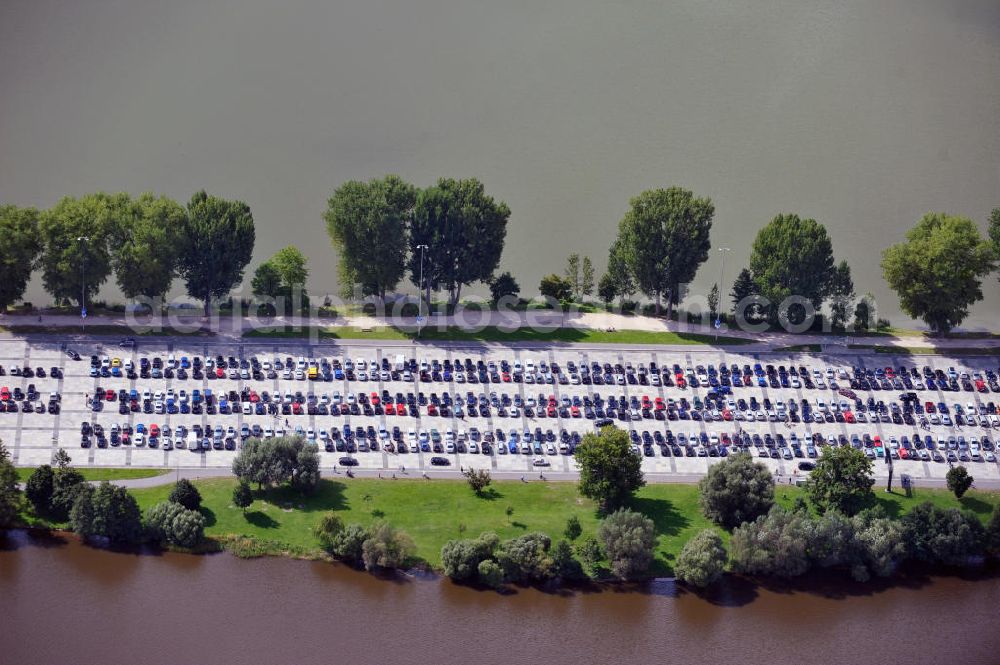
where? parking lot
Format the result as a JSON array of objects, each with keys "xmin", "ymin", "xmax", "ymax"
[{"xmin": 3, "ymin": 336, "xmax": 1000, "ymax": 486}]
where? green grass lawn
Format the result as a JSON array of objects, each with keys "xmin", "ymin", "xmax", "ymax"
[
  {"xmin": 16, "ymin": 467, "xmax": 168, "ymax": 483},
  {"xmin": 848, "ymin": 344, "xmax": 1000, "ymax": 356},
  {"xmin": 127, "ymin": 477, "xmax": 1000, "ymax": 575},
  {"xmin": 774, "ymin": 344, "xmax": 823, "ymax": 353},
  {"xmin": 0, "ymin": 324, "xmax": 212, "ymax": 337},
  {"xmin": 243, "ymin": 325, "xmax": 753, "ymax": 346}
]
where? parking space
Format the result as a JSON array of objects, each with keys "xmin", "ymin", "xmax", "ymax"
[{"xmin": 3, "ymin": 337, "xmax": 1000, "ymax": 485}]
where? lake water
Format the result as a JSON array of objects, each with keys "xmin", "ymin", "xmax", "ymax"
[
  {"xmin": 1, "ymin": 0, "xmax": 998, "ymax": 327},
  {"xmin": 2, "ymin": 530, "xmax": 999, "ymax": 665}
]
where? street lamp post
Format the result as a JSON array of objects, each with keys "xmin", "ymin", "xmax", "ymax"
[
  {"xmin": 77, "ymin": 236, "xmax": 90, "ymax": 334},
  {"xmin": 715, "ymin": 247, "xmax": 731, "ymax": 340},
  {"xmin": 416, "ymin": 244, "xmax": 428, "ymax": 338}
]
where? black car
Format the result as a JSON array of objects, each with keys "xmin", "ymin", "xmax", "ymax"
[
  {"xmin": 65, "ymin": 349, "xmax": 81, "ymax": 360},
  {"xmin": 338, "ymin": 456, "xmax": 358, "ymax": 466},
  {"xmin": 430, "ymin": 456, "xmax": 451, "ymax": 466}
]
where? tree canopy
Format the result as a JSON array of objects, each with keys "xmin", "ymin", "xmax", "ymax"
[
  {"xmin": 748, "ymin": 214, "xmax": 835, "ymax": 324},
  {"xmin": 881, "ymin": 212, "xmax": 996, "ymax": 334},
  {"xmin": 176, "ymin": 190, "xmax": 255, "ymax": 315},
  {"xmin": 111, "ymin": 193, "xmax": 186, "ymax": 301},
  {"xmin": 0, "ymin": 205, "xmax": 42, "ymax": 311},
  {"xmin": 598, "ymin": 508, "xmax": 657, "ymax": 579},
  {"xmin": 324, "ymin": 175, "xmax": 417, "ymax": 301},
  {"xmin": 408, "ymin": 178, "xmax": 510, "ymax": 307},
  {"xmin": 613, "ymin": 187, "xmax": 714, "ymax": 317},
  {"xmin": 575, "ymin": 426, "xmax": 645, "ymax": 511},
  {"xmin": 487, "ymin": 271, "xmax": 520, "ymax": 304},
  {"xmin": 39, "ymin": 193, "xmax": 128, "ymax": 306},
  {"xmin": 805, "ymin": 446, "xmax": 874, "ymax": 516},
  {"xmin": 539, "ymin": 274, "xmax": 572, "ymax": 302},
  {"xmin": 674, "ymin": 529, "xmax": 728, "ymax": 587},
  {"xmin": 698, "ymin": 452, "xmax": 775, "ymax": 529},
  {"xmin": 231, "ymin": 436, "xmax": 320, "ymax": 494}
]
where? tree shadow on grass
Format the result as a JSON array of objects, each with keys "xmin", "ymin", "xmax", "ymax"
[
  {"xmin": 629, "ymin": 497, "xmax": 690, "ymax": 538},
  {"xmin": 959, "ymin": 495, "xmax": 993, "ymax": 517},
  {"xmin": 262, "ymin": 479, "xmax": 349, "ymax": 514},
  {"xmin": 245, "ymin": 510, "xmax": 279, "ymax": 529},
  {"xmin": 199, "ymin": 506, "xmax": 217, "ymax": 527},
  {"xmin": 477, "ymin": 488, "xmax": 502, "ymax": 501},
  {"xmin": 510, "ymin": 521, "xmax": 528, "ymax": 530}
]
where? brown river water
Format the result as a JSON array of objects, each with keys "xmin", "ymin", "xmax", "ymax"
[{"xmin": 2, "ymin": 529, "xmax": 999, "ymax": 665}]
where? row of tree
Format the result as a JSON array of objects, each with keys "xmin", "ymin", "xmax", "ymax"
[
  {"xmin": 0, "ymin": 192, "xmax": 255, "ymax": 316},
  {"xmin": 324, "ymin": 176, "xmax": 510, "ymax": 307}
]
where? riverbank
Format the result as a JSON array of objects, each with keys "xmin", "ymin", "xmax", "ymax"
[{"xmin": 15, "ymin": 476, "xmax": 1000, "ymax": 576}]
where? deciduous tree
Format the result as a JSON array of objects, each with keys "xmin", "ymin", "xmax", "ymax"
[
  {"xmin": 598, "ymin": 508, "xmax": 657, "ymax": 579},
  {"xmin": 827, "ymin": 260, "xmax": 855, "ymax": 330},
  {"xmin": 575, "ymin": 426, "xmax": 645, "ymax": 511},
  {"xmin": 946, "ymin": 466, "xmax": 974, "ymax": 499},
  {"xmin": 409, "ymin": 178, "xmax": 510, "ymax": 308},
  {"xmin": 565, "ymin": 254, "xmax": 581, "ymax": 298},
  {"xmin": 805, "ymin": 446, "xmax": 874, "ymax": 516},
  {"xmin": 539, "ymin": 274, "xmax": 572, "ymax": 302},
  {"xmin": 674, "ymin": 529, "xmax": 727, "ymax": 587},
  {"xmin": 901, "ymin": 502, "xmax": 985, "ymax": 566},
  {"xmin": 730, "ymin": 507, "xmax": 811, "ymax": 577},
  {"xmin": 614, "ymin": 187, "xmax": 714, "ymax": 317},
  {"xmin": 111, "ymin": 193, "xmax": 186, "ymax": 301},
  {"xmin": 698, "ymin": 452, "xmax": 774, "ymax": 530},
  {"xmin": 25, "ymin": 465, "xmax": 55, "ymax": 514},
  {"xmin": 463, "ymin": 468, "xmax": 492, "ymax": 495},
  {"xmin": 233, "ymin": 481, "xmax": 253, "ymax": 514},
  {"xmin": 881, "ymin": 212, "xmax": 995, "ymax": 334},
  {"xmin": 169, "ymin": 478, "xmax": 202, "ymax": 511},
  {"xmin": 440, "ymin": 532, "xmax": 499, "ymax": 582},
  {"xmin": 0, "ymin": 205, "xmax": 42, "ymax": 312},
  {"xmin": 177, "ymin": 190, "xmax": 255, "ymax": 316},
  {"xmin": 361, "ymin": 521, "xmax": 415, "ymax": 571},
  {"xmin": 581, "ymin": 256, "xmax": 595, "ymax": 297},
  {"xmin": 324, "ymin": 175, "xmax": 417, "ymax": 301},
  {"xmin": 39, "ymin": 193, "xmax": 128, "ymax": 306},
  {"xmin": 749, "ymin": 214, "xmax": 835, "ymax": 324},
  {"xmin": 487, "ymin": 271, "xmax": 519, "ymax": 304}
]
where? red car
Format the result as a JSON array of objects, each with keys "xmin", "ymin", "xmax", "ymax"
[
  {"xmin": 150, "ymin": 424, "xmax": 160, "ymax": 437},
  {"xmin": 844, "ymin": 411, "xmax": 855, "ymax": 424},
  {"xmin": 654, "ymin": 397, "xmax": 665, "ymax": 411},
  {"xmin": 215, "ymin": 367, "xmax": 225, "ymax": 378},
  {"xmin": 501, "ymin": 372, "xmax": 511, "ymax": 382},
  {"xmin": 248, "ymin": 391, "xmax": 260, "ymax": 403},
  {"xmin": 675, "ymin": 376, "xmax": 686, "ymax": 389},
  {"xmin": 292, "ymin": 403, "xmax": 302, "ymax": 415},
  {"xmin": 384, "ymin": 403, "xmax": 395, "ymax": 416},
  {"xmin": 370, "ymin": 392, "xmax": 380, "ymax": 407},
  {"xmin": 547, "ymin": 405, "xmax": 557, "ymax": 418},
  {"xmin": 0, "ymin": 387, "xmax": 9, "ymax": 401},
  {"xmin": 925, "ymin": 402, "xmax": 936, "ymax": 413},
  {"xmin": 105, "ymin": 389, "xmax": 116, "ymax": 401},
  {"xmin": 570, "ymin": 405, "xmax": 581, "ymax": 418},
  {"xmin": 428, "ymin": 404, "xmax": 438, "ymax": 416}
]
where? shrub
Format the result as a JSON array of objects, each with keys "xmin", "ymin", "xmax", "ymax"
[
  {"xmin": 25, "ymin": 464, "xmax": 55, "ymax": 513},
  {"xmin": 598, "ymin": 509, "xmax": 657, "ymax": 579},
  {"xmin": 496, "ymin": 532, "xmax": 554, "ymax": 583},
  {"xmin": 169, "ymin": 479, "xmax": 202, "ymax": 511},
  {"xmin": 901, "ymin": 502, "xmax": 985, "ymax": 566},
  {"xmin": 564, "ymin": 515, "xmax": 582, "ymax": 541},
  {"xmin": 674, "ymin": 529, "xmax": 727, "ymax": 588},
  {"xmin": 477, "ymin": 559, "xmax": 504, "ymax": 588},
  {"xmin": 361, "ymin": 521, "xmax": 415, "ymax": 571},
  {"xmin": 946, "ymin": 466, "xmax": 974, "ymax": 499},
  {"xmin": 441, "ymin": 532, "xmax": 499, "ymax": 582},
  {"xmin": 730, "ymin": 507, "xmax": 811, "ymax": 578}
]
